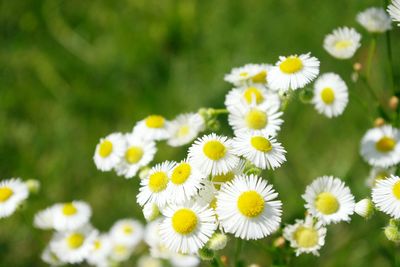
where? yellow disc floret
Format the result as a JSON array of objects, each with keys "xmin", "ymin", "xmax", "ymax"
[
  {"xmin": 171, "ymin": 163, "xmax": 192, "ymax": 185},
  {"xmin": 203, "ymin": 140, "xmax": 226, "ymax": 160},
  {"xmin": 243, "ymin": 87, "xmax": 264, "ymax": 104},
  {"xmin": 335, "ymin": 40, "xmax": 352, "ymax": 49},
  {"xmin": 177, "ymin": 125, "xmax": 190, "ymax": 137},
  {"xmin": 320, "ymin": 87, "xmax": 335, "ymax": 104},
  {"xmin": 237, "ymin": 190, "xmax": 265, "ymax": 217},
  {"xmin": 62, "ymin": 203, "xmax": 78, "ymax": 216},
  {"xmin": 145, "ymin": 115, "xmax": 165, "ymax": 128},
  {"xmin": 123, "ymin": 225, "xmax": 134, "ymax": 234},
  {"xmin": 98, "ymin": 140, "xmax": 113, "ymax": 158},
  {"xmin": 125, "ymin": 146, "xmax": 143, "ymax": 164},
  {"xmin": 279, "ymin": 56, "xmax": 303, "ymax": 74},
  {"xmin": 293, "ymin": 226, "xmax": 319, "ymax": 248},
  {"xmin": 172, "ymin": 208, "xmax": 198, "ymax": 235},
  {"xmin": 252, "ymin": 70, "xmax": 267, "ymax": 83},
  {"xmin": 67, "ymin": 233, "xmax": 84, "ymax": 249},
  {"xmin": 0, "ymin": 187, "xmax": 13, "ymax": 202},
  {"xmin": 315, "ymin": 192, "xmax": 339, "ymax": 215},
  {"xmin": 149, "ymin": 171, "xmax": 169, "ymax": 192},
  {"xmin": 392, "ymin": 182, "xmax": 400, "ymax": 199},
  {"xmin": 375, "ymin": 136, "xmax": 396, "ymax": 153},
  {"xmin": 251, "ymin": 136, "xmax": 272, "ymax": 152},
  {"xmin": 245, "ymin": 109, "xmax": 268, "ymax": 130}
]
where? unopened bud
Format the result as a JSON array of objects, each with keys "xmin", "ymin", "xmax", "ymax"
[
  {"xmin": 139, "ymin": 167, "xmax": 150, "ymax": 180},
  {"xmin": 221, "ymin": 255, "xmax": 228, "ymax": 265},
  {"xmin": 389, "ymin": 96, "xmax": 399, "ymax": 111},
  {"xmin": 142, "ymin": 202, "xmax": 160, "ymax": 222},
  {"xmin": 299, "ymin": 88, "xmax": 314, "ymax": 104},
  {"xmin": 353, "ymin": 62, "xmax": 362, "ymax": 72},
  {"xmin": 273, "ymin": 236, "xmax": 286, "ymax": 248},
  {"xmin": 384, "ymin": 219, "xmax": 400, "ymax": 243},
  {"xmin": 354, "ymin": 198, "xmax": 374, "ymax": 219},
  {"xmin": 198, "ymin": 247, "xmax": 214, "ymax": 261},
  {"xmin": 207, "ymin": 233, "xmax": 228, "ymax": 251},
  {"xmin": 25, "ymin": 179, "xmax": 40, "ymax": 194},
  {"xmin": 374, "ymin": 118, "xmax": 385, "ymax": 127}
]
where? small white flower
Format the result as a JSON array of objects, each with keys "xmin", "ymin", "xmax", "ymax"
[
  {"xmin": 144, "ymin": 219, "xmax": 173, "ymax": 259},
  {"xmin": 268, "ymin": 53, "xmax": 320, "ymax": 91},
  {"xmin": 109, "ymin": 219, "xmax": 144, "ymax": 247},
  {"xmin": 312, "ymin": 73, "xmax": 349, "ymax": 118},
  {"xmin": 170, "ymin": 253, "xmax": 201, "ymax": 267},
  {"xmin": 303, "ymin": 176, "xmax": 355, "ymax": 225},
  {"xmin": 188, "ymin": 134, "xmax": 240, "ymax": 176},
  {"xmin": 357, "ymin": 7, "xmax": 392, "ymax": 33},
  {"xmin": 109, "ymin": 243, "xmax": 134, "ymax": 262},
  {"xmin": 52, "ymin": 201, "xmax": 92, "ymax": 231},
  {"xmin": 323, "ymin": 27, "xmax": 361, "ymax": 59},
  {"xmin": 94, "ymin": 132, "xmax": 126, "ymax": 171},
  {"xmin": 167, "ymin": 113, "xmax": 205, "ymax": 147},
  {"xmin": 34, "ymin": 207, "xmax": 55, "ymax": 230},
  {"xmin": 372, "ymin": 175, "xmax": 400, "ymax": 219},
  {"xmin": 216, "ymin": 174, "xmax": 282, "ymax": 240},
  {"xmin": 354, "ymin": 198, "xmax": 374, "ymax": 219},
  {"xmin": 283, "ymin": 216, "xmax": 327, "ymax": 256},
  {"xmin": 86, "ymin": 234, "xmax": 112, "ymax": 267},
  {"xmin": 133, "ymin": 115, "xmax": 170, "ymax": 141},
  {"xmin": 366, "ymin": 166, "xmax": 396, "ymax": 187},
  {"xmin": 388, "ymin": 0, "xmax": 400, "ymax": 26},
  {"xmin": 210, "ymin": 159, "xmax": 246, "ymax": 190},
  {"xmin": 232, "ymin": 131, "xmax": 286, "ymax": 170},
  {"xmin": 0, "ymin": 178, "xmax": 29, "ymax": 219},
  {"xmin": 224, "ymin": 64, "xmax": 272, "ymax": 86},
  {"xmin": 143, "ymin": 202, "xmax": 161, "ymax": 222},
  {"xmin": 360, "ymin": 125, "xmax": 400, "ymax": 168},
  {"xmin": 41, "ymin": 245, "xmax": 63, "ymax": 266}
]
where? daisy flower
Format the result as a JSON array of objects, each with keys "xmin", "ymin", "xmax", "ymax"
[
  {"xmin": 86, "ymin": 234, "xmax": 112, "ymax": 267},
  {"xmin": 303, "ymin": 176, "xmax": 355, "ymax": 225},
  {"xmin": 110, "ymin": 219, "xmax": 144, "ymax": 247},
  {"xmin": 372, "ymin": 175, "xmax": 400, "ymax": 219},
  {"xmin": 196, "ymin": 180, "xmax": 219, "ymax": 209},
  {"xmin": 216, "ymin": 174, "xmax": 282, "ymax": 240},
  {"xmin": 224, "ymin": 64, "xmax": 272, "ymax": 86},
  {"xmin": 133, "ymin": 115, "xmax": 170, "ymax": 141},
  {"xmin": 388, "ymin": 0, "xmax": 400, "ymax": 26},
  {"xmin": 167, "ymin": 113, "xmax": 205, "ymax": 147},
  {"xmin": 268, "ymin": 53, "xmax": 320, "ymax": 91},
  {"xmin": 170, "ymin": 253, "xmax": 201, "ymax": 267},
  {"xmin": 144, "ymin": 219, "xmax": 173, "ymax": 259},
  {"xmin": 357, "ymin": 7, "xmax": 392, "ymax": 33},
  {"xmin": 109, "ymin": 243, "xmax": 134, "ymax": 262},
  {"xmin": 188, "ymin": 134, "xmax": 240, "ymax": 176},
  {"xmin": 166, "ymin": 160, "xmax": 205, "ymax": 204},
  {"xmin": 228, "ymin": 102, "xmax": 283, "ymax": 136},
  {"xmin": 115, "ymin": 133, "xmax": 156, "ymax": 179},
  {"xmin": 50, "ymin": 225, "xmax": 98, "ymax": 264},
  {"xmin": 52, "ymin": 201, "xmax": 92, "ymax": 231},
  {"xmin": 0, "ymin": 178, "xmax": 29, "ymax": 219},
  {"xmin": 211, "ymin": 159, "xmax": 246, "ymax": 190},
  {"xmin": 232, "ymin": 131, "xmax": 286, "ymax": 170},
  {"xmin": 94, "ymin": 132, "xmax": 126, "ymax": 171},
  {"xmin": 366, "ymin": 166, "xmax": 396, "ymax": 187},
  {"xmin": 34, "ymin": 206, "xmax": 55, "ymax": 230},
  {"xmin": 143, "ymin": 202, "xmax": 161, "ymax": 222},
  {"xmin": 159, "ymin": 201, "xmax": 217, "ymax": 254},
  {"xmin": 323, "ymin": 27, "xmax": 361, "ymax": 59},
  {"xmin": 137, "ymin": 161, "xmax": 176, "ymax": 207},
  {"xmin": 312, "ymin": 73, "xmax": 349, "ymax": 118},
  {"xmin": 225, "ymin": 85, "xmax": 281, "ymax": 112},
  {"xmin": 283, "ymin": 216, "xmax": 327, "ymax": 256},
  {"xmin": 360, "ymin": 125, "xmax": 400, "ymax": 168}
]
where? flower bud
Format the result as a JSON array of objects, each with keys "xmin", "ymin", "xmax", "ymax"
[
  {"xmin": 142, "ymin": 202, "xmax": 160, "ymax": 222},
  {"xmin": 207, "ymin": 233, "xmax": 228, "ymax": 251},
  {"xmin": 273, "ymin": 236, "xmax": 286, "ymax": 248},
  {"xmin": 198, "ymin": 247, "xmax": 214, "ymax": 261},
  {"xmin": 139, "ymin": 167, "xmax": 150, "ymax": 180},
  {"xmin": 374, "ymin": 118, "xmax": 385, "ymax": 127},
  {"xmin": 353, "ymin": 62, "xmax": 362, "ymax": 72},
  {"xmin": 25, "ymin": 179, "xmax": 40, "ymax": 194},
  {"xmin": 389, "ymin": 96, "xmax": 399, "ymax": 111},
  {"xmin": 354, "ymin": 198, "xmax": 374, "ymax": 219},
  {"xmin": 384, "ymin": 219, "xmax": 400, "ymax": 243},
  {"xmin": 299, "ymin": 88, "xmax": 314, "ymax": 104}
]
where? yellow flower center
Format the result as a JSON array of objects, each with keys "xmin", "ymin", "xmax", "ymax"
[
  {"xmin": 334, "ymin": 40, "xmax": 352, "ymax": 49},
  {"xmin": 145, "ymin": 115, "xmax": 165, "ymax": 128},
  {"xmin": 94, "ymin": 240, "xmax": 102, "ymax": 250},
  {"xmin": 62, "ymin": 203, "xmax": 78, "ymax": 216},
  {"xmin": 114, "ymin": 244, "xmax": 127, "ymax": 254},
  {"xmin": 98, "ymin": 140, "xmax": 113, "ymax": 158},
  {"xmin": 251, "ymin": 70, "xmax": 267, "ymax": 83},
  {"xmin": 67, "ymin": 233, "xmax": 84, "ymax": 249},
  {"xmin": 245, "ymin": 109, "xmax": 268, "ymax": 130},
  {"xmin": 250, "ymin": 136, "xmax": 272, "ymax": 152},
  {"xmin": 243, "ymin": 87, "xmax": 264, "ymax": 104},
  {"xmin": 148, "ymin": 171, "xmax": 169, "ymax": 192},
  {"xmin": 212, "ymin": 172, "xmax": 235, "ymax": 189},
  {"xmin": 375, "ymin": 136, "xmax": 396, "ymax": 153},
  {"xmin": 239, "ymin": 71, "xmax": 249, "ymax": 77},
  {"xmin": 0, "ymin": 187, "xmax": 13, "ymax": 202},
  {"xmin": 210, "ymin": 198, "xmax": 217, "ymax": 210},
  {"xmin": 123, "ymin": 225, "xmax": 134, "ymax": 234},
  {"xmin": 320, "ymin": 87, "xmax": 335, "ymax": 104},
  {"xmin": 237, "ymin": 190, "xmax": 265, "ymax": 218},
  {"xmin": 171, "ymin": 163, "xmax": 191, "ymax": 185},
  {"xmin": 315, "ymin": 192, "xmax": 339, "ymax": 215},
  {"xmin": 203, "ymin": 140, "xmax": 226, "ymax": 160},
  {"xmin": 393, "ymin": 182, "xmax": 400, "ymax": 199},
  {"xmin": 172, "ymin": 208, "xmax": 198, "ymax": 235},
  {"xmin": 293, "ymin": 226, "xmax": 318, "ymax": 248},
  {"xmin": 177, "ymin": 125, "xmax": 190, "ymax": 137},
  {"xmin": 125, "ymin": 146, "xmax": 143, "ymax": 164},
  {"xmin": 279, "ymin": 56, "xmax": 303, "ymax": 74}
]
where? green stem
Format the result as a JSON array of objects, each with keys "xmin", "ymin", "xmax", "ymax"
[
  {"xmin": 366, "ymin": 36, "xmax": 376, "ymax": 81},
  {"xmin": 212, "ymin": 256, "xmax": 224, "ymax": 267},
  {"xmin": 211, "ymin": 108, "xmax": 229, "ymax": 115},
  {"xmin": 385, "ymin": 29, "xmax": 395, "ymax": 94},
  {"xmin": 234, "ymin": 239, "xmax": 243, "ymax": 267}
]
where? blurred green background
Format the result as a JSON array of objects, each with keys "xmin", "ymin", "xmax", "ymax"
[{"xmin": 0, "ymin": 0, "xmax": 399, "ymax": 266}]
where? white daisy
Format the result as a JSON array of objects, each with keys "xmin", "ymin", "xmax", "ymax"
[
  {"xmin": 196, "ymin": 180, "xmax": 219, "ymax": 209},
  {"xmin": 211, "ymin": 159, "xmax": 246, "ymax": 190},
  {"xmin": 109, "ymin": 243, "xmax": 134, "ymax": 262},
  {"xmin": 216, "ymin": 174, "xmax": 282, "ymax": 240},
  {"xmin": 303, "ymin": 176, "xmax": 355, "ymax": 225},
  {"xmin": 144, "ymin": 219, "xmax": 173, "ymax": 259},
  {"xmin": 323, "ymin": 27, "xmax": 362, "ymax": 59},
  {"xmin": 41, "ymin": 246, "xmax": 63, "ymax": 266},
  {"xmin": 159, "ymin": 202, "xmax": 217, "ymax": 254},
  {"xmin": 268, "ymin": 53, "xmax": 320, "ymax": 91},
  {"xmin": 312, "ymin": 73, "xmax": 349, "ymax": 118},
  {"xmin": 360, "ymin": 125, "xmax": 400, "ymax": 168},
  {"xmin": 137, "ymin": 161, "xmax": 176, "ymax": 207},
  {"xmin": 110, "ymin": 219, "xmax": 144, "ymax": 247},
  {"xmin": 232, "ymin": 131, "xmax": 286, "ymax": 170},
  {"xmin": 94, "ymin": 132, "xmax": 126, "ymax": 171},
  {"xmin": 188, "ymin": 133, "xmax": 240, "ymax": 176},
  {"xmin": 225, "ymin": 85, "xmax": 281, "ymax": 112},
  {"xmin": 34, "ymin": 206, "xmax": 55, "ymax": 230},
  {"xmin": 86, "ymin": 234, "xmax": 112, "ymax": 267},
  {"xmin": 170, "ymin": 253, "xmax": 201, "ymax": 267},
  {"xmin": 133, "ymin": 115, "xmax": 170, "ymax": 141},
  {"xmin": 372, "ymin": 175, "xmax": 400, "ymax": 219},
  {"xmin": 388, "ymin": 0, "xmax": 400, "ymax": 26},
  {"xmin": 224, "ymin": 64, "xmax": 272, "ymax": 86},
  {"xmin": 366, "ymin": 166, "xmax": 396, "ymax": 187},
  {"xmin": 357, "ymin": 7, "xmax": 392, "ymax": 33},
  {"xmin": 0, "ymin": 178, "xmax": 29, "ymax": 219},
  {"xmin": 143, "ymin": 202, "xmax": 161, "ymax": 222},
  {"xmin": 50, "ymin": 225, "xmax": 98, "ymax": 264},
  {"xmin": 167, "ymin": 113, "xmax": 205, "ymax": 147},
  {"xmin": 166, "ymin": 160, "xmax": 205, "ymax": 204},
  {"xmin": 228, "ymin": 102, "xmax": 283, "ymax": 136},
  {"xmin": 115, "ymin": 133, "xmax": 157, "ymax": 179},
  {"xmin": 52, "ymin": 200, "xmax": 92, "ymax": 231},
  {"xmin": 283, "ymin": 215, "xmax": 327, "ymax": 256}
]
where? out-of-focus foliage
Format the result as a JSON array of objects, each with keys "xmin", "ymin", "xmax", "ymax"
[{"xmin": 0, "ymin": 0, "xmax": 399, "ymax": 266}]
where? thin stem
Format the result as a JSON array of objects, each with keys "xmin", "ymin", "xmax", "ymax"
[
  {"xmin": 383, "ymin": 0, "xmax": 396, "ymax": 94},
  {"xmin": 211, "ymin": 108, "xmax": 229, "ymax": 115},
  {"xmin": 212, "ymin": 256, "xmax": 224, "ymax": 267},
  {"xmin": 234, "ymin": 239, "xmax": 243, "ymax": 267},
  {"xmin": 366, "ymin": 36, "xmax": 377, "ymax": 80},
  {"xmin": 359, "ymin": 75, "xmax": 380, "ymax": 103}
]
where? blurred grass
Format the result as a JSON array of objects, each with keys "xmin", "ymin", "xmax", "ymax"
[{"xmin": 0, "ymin": 0, "xmax": 399, "ymax": 266}]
